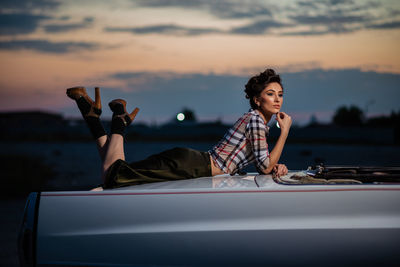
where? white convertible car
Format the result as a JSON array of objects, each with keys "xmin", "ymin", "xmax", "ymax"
[{"xmin": 19, "ymin": 166, "xmax": 400, "ymax": 267}]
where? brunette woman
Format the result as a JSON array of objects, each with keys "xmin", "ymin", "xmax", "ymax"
[{"xmin": 66, "ymin": 68, "xmax": 291, "ymax": 189}]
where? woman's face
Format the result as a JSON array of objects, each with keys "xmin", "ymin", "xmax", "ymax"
[{"xmin": 254, "ymin": 82, "xmax": 283, "ymax": 117}]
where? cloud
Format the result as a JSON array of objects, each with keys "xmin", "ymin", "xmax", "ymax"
[
  {"xmin": 297, "ymin": 0, "xmax": 356, "ymax": 7},
  {"xmin": 134, "ymin": 0, "xmax": 273, "ymax": 19},
  {"xmin": 289, "ymin": 14, "xmax": 368, "ymax": 25},
  {"xmin": 43, "ymin": 16, "xmax": 94, "ymax": 33},
  {"xmin": 128, "ymin": 0, "xmax": 398, "ymax": 37},
  {"xmin": 329, "ymin": 0, "xmax": 354, "ymax": 4},
  {"xmin": 280, "ymin": 30, "xmax": 334, "ymax": 36},
  {"xmin": 230, "ymin": 19, "xmax": 292, "ymax": 35},
  {"xmin": 105, "ymin": 19, "xmax": 291, "ymax": 37},
  {"xmin": 0, "ymin": 39, "xmax": 99, "ymax": 53},
  {"xmin": 134, "ymin": 0, "xmax": 209, "ymax": 8},
  {"xmin": 366, "ymin": 21, "xmax": 400, "ymax": 29},
  {"xmin": 110, "ymin": 71, "xmax": 167, "ymax": 86},
  {"xmin": 0, "ymin": 0, "xmax": 60, "ymax": 12},
  {"xmin": 284, "ymin": 0, "xmax": 389, "ymax": 35},
  {"xmin": 111, "ymin": 71, "xmax": 173, "ymax": 81},
  {"xmin": 389, "ymin": 9, "xmax": 400, "ymax": 16},
  {"xmin": 105, "ymin": 24, "xmax": 222, "ymax": 36},
  {"xmin": 211, "ymin": 4, "xmax": 271, "ymax": 19},
  {"xmin": 281, "ymin": 24, "xmax": 359, "ymax": 36},
  {"xmin": 295, "ymin": 0, "xmax": 379, "ymax": 11},
  {"xmin": 59, "ymin": 15, "xmax": 71, "ymax": 21},
  {"xmin": 296, "ymin": 1, "xmax": 318, "ymax": 8},
  {"xmin": 0, "ymin": 13, "xmax": 50, "ymax": 35}
]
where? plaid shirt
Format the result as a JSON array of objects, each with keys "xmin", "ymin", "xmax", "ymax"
[{"xmin": 209, "ymin": 109, "xmax": 270, "ymax": 175}]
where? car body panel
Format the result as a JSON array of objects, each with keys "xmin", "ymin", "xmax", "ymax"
[{"xmin": 32, "ymin": 173, "xmax": 400, "ymax": 266}]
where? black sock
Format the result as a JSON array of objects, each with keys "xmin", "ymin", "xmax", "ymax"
[
  {"xmin": 85, "ymin": 117, "xmax": 107, "ymax": 139},
  {"xmin": 76, "ymin": 97, "xmax": 106, "ymax": 139},
  {"xmin": 76, "ymin": 97, "xmax": 91, "ymax": 116}
]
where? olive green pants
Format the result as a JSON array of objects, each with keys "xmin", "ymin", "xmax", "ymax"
[{"xmin": 104, "ymin": 147, "xmax": 212, "ymax": 189}]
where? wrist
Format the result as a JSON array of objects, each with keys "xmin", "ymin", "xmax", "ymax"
[{"xmin": 280, "ymin": 129, "xmax": 289, "ymax": 136}]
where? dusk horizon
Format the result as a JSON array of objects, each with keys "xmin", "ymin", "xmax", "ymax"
[{"xmin": 1, "ymin": 0, "xmax": 400, "ymax": 125}]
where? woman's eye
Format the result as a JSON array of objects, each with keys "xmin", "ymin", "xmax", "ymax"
[
  {"xmin": 279, "ymin": 94, "xmax": 283, "ymax": 97},
  {"xmin": 267, "ymin": 93, "xmax": 273, "ymax": 96}
]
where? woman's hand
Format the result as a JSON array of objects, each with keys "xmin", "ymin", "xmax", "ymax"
[
  {"xmin": 264, "ymin": 112, "xmax": 291, "ymax": 175},
  {"xmin": 273, "ymin": 163, "xmax": 288, "ymax": 177},
  {"xmin": 276, "ymin": 112, "xmax": 292, "ymax": 134}
]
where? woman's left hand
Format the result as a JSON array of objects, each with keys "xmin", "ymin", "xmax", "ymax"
[
  {"xmin": 273, "ymin": 164, "xmax": 288, "ymax": 177},
  {"xmin": 276, "ymin": 112, "xmax": 292, "ymax": 135}
]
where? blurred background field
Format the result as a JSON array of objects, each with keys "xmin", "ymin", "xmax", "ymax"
[
  {"xmin": 1, "ymin": 104, "xmax": 400, "ymax": 195},
  {"xmin": 1, "ymin": 141, "xmax": 400, "ymax": 193}
]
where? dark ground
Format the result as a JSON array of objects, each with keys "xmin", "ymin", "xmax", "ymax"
[{"xmin": 0, "ymin": 198, "xmax": 26, "ymax": 267}]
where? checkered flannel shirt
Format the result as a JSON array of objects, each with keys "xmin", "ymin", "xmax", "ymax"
[{"xmin": 209, "ymin": 109, "xmax": 270, "ymax": 175}]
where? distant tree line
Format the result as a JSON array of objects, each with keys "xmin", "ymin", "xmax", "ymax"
[
  {"xmin": 332, "ymin": 105, "xmax": 400, "ymax": 128},
  {"xmin": 0, "ymin": 107, "xmax": 399, "ymax": 144}
]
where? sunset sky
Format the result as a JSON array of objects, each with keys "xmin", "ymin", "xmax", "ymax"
[{"xmin": 1, "ymin": 0, "xmax": 399, "ymax": 125}]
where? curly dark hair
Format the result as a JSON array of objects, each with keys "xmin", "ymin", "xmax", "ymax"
[{"xmin": 244, "ymin": 69, "xmax": 283, "ymax": 110}]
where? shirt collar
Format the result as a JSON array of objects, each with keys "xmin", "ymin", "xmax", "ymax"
[{"xmin": 249, "ymin": 109, "xmax": 267, "ymax": 125}]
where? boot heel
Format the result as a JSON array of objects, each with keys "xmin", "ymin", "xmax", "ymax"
[
  {"xmin": 129, "ymin": 108, "xmax": 140, "ymax": 121},
  {"xmin": 94, "ymin": 87, "xmax": 102, "ymax": 110}
]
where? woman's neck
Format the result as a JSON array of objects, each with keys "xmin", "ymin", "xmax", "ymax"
[{"xmin": 255, "ymin": 109, "xmax": 273, "ymax": 124}]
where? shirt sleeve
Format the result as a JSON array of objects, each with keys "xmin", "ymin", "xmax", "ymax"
[{"xmin": 245, "ymin": 115, "xmax": 270, "ymax": 172}]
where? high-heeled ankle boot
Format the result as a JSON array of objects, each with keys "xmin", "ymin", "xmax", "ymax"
[
  {"xmin": 66, "ymin": 86, "xmax": 106, "ymax": 139},
  {"xmin": 109, "ymin": 99, "xmax": 139, "ymax": 136}
]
